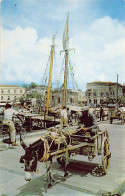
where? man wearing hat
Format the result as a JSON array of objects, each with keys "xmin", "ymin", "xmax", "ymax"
[
  {"xmin": 78, "ymin": 106, "xmax": 99, "ymax": 136},
  {"xmin": 2, "ymin": 103, "xmax": 23, "ymax": 146}
]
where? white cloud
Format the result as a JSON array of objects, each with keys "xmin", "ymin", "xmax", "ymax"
[
  {"xmin": 1, "ymin": 26, "xmax": 52, "ymax": 84},
  {"xmin": 71, "ymin": 16, "xmax": 125, "ymax": 89},
  {"xmin": 65, "ymin": 0, "xmax": 93, "ymax": 2},
  {"xmin": 1, "ymin": 16, "xmax": 125, "ymax": 91}
]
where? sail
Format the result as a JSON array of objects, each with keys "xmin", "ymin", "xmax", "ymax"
[{"xmin": 62, "ymin": 15, "xmax": 69, "ymax": 50}]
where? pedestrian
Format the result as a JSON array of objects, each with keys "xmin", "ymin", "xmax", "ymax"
[
  {"xmin": 67, "ymin": 107, "xmax": 71, "ymax": 123},
  {"xmin": 100, "ymin": 105, "xmax": 104, "ymax": 121},
  {"xmin": 60, "ymin": 106, "xmax": 69, "ymax": 129},
  {"xmin": 78, "ymin": 106, "xmax": 99, "ymax": 136},
  {"xmin": 2, "ymin": 103, "xmax": 23, "ymax": 146}
]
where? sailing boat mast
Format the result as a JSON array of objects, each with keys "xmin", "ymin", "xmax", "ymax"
[
  {"xmin": 46, "ymin": 35, "xmax": 56, "ymax": 114},
  {"xmin": 63, "ymin": 50, "xmax": 68, "ymax": 106},
  {"xmin": 61, "ymin": 14, "xmax": 75, "ymax": 107}
]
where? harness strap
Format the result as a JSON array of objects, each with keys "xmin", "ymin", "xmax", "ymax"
[{"xmin": 39, "ymin": 137, "xmax": 50, "ymax": 162}]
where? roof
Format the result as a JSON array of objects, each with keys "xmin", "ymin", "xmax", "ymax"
[
  {"xmin": 0, "ymin": 85, "xmax": 22, "ymax": 88},
  {"xmin": 87, "ymin": 81, "xmax": 123, "ymax": 87},
  {"xmin": 93, "ymin": 81, "xmax": 112, "ymax": 83}
]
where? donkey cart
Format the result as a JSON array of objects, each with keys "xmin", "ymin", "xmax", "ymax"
[
  {"xmin": 20, "ymin": 127, "xmax": 111, "ymax": 189},
  {"xmin": 50, "ymin": 128, "xmax": 111, "ymax": 175}
]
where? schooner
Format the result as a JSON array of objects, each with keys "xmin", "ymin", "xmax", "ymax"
[
  {"xmin": 44, "ymin": 14, "xmax": 77, "ymax": 114},
  {"xmin": 60, "ymin": 13, "xmax": 75, "ymax": 107}
]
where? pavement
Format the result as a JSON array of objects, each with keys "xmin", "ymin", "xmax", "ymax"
[
  {"xmin": 0, "ymin": 120, "xmax": 125, "ymax": 196},
  {"xmin": 0, "ymin": 119, "xmax": 109, "ymax": 144}
]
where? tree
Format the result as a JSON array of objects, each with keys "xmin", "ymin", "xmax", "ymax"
[{"xmin": 29, "ymin": 82, "xmax": 37, "ymax": 89}]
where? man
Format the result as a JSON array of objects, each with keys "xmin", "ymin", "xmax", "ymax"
[
  {"xmin": 67, "ymin": 107, "xmax": 71, "ymax": 124},
  {"xmin": 100, "ymin": 105, "xmax": 104, "ymax": 121},
  {"xmin": 78, "ymin": 106, "xmax": 99, "ymax": 136},
  {"xmin": 2, "ymin": 103, "xmax": 23, "ymax": 146},
  {"xmin": 60, "ymin": 106, "xmax": 69, "ymax": 129}
]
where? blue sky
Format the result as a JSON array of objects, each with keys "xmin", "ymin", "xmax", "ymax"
[{"xmin": 0, "ymin": 0, "xmax": 125, "ymax": 91}]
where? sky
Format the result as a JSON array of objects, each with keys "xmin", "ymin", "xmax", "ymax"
[{"xmin": 0, "ymin": 0, "xmax": 125, "ymax": 91}]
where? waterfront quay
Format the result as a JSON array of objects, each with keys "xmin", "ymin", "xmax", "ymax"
[{"xmin": 0, "ymin": 120, "xmax": 125, "ymax": 196}]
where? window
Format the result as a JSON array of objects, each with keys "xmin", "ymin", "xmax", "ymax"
[
  {"xmin": 1, "ymin": 89, "xmax": 4, "ymax": 93},
  {"xmin": 8, "ymin": 96, "xmax": 10, "ymax": 100},
  {"xmin": 93, "ymin": 92, "xmax": 97, "ymax": 96},
  {"xmin": 70, "ymin": 98, "xmax": 72, "ymax": 103},
  {"xmin": 100, "ymin": 99, "xmax": 103, "ymax": 104},
  {"xmin": 106, "ymin": 92, "xmax": 109, "ymax": 97},
  {"xmin": 14, "ymin": 89, "xmax": 16, "ymax": 93},
  {"xmin": 1, "ymin": 96, "xmax": 3, "ymax": 100},
  {"xmin": 100, "ymin": 92, "xmax": 104, "ymax": 97},
  {"xmin": 20, "ymin": 90, "xmax": 22, "ymax": 93},
  {"xmin": 58, "ymin": 97, "xmax": 60, "ymax": 104},
  {"xmin": 89, "ymin": 99, "xmax": 91, "ymax": 103},
  {"xmin": 8, "ymin": 89, "xmax": 10, "ymax": 93},
  {"xmin": 87, "ymin": 89, "xmax": 91, "ymax": 96},
  {"xmin": 14, "ymin": 96, "xmax": 16, "ymax": 100}
]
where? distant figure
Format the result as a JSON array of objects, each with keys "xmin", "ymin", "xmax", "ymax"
[
  {"xmin": 78, "ymin": 106, "xmax": 99, "ymax": 136},
  {"xmin": 2, "ymin": 103, "xmax": 23, "ymax": 146},
  {"xmin": 67, "ymin": 107, "xmax": 71, "ymax": 123},
  {"xmin": 60, "ymin": 106, "xmax": 69, "ymax": 129},
  {"xmin": 100, "ymin": 106, "xmax": 104, "ymax": 121}
]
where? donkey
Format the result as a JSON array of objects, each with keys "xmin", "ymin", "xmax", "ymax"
[{"xmin": 20, "ymin": 129, "xmax": 70, "ymax": 187}]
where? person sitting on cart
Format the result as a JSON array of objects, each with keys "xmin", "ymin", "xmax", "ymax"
[
  {"xmin": 78, "ymin": 106, "xmax": 99, "ymax": 136},
  {"xmin": 2, "ymin": 103, "xmax": 24, "ymax": 146}
]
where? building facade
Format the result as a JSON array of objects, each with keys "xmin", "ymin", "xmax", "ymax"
[
  {"xmin": 48, "ymin": 89, "xmax": 79, "ymax": 107},
  {"xmin": 27, "ymin": 86, "xmax": 84, "ymax": 107},
  {"xmin": 86, "ymin": 81, "xmax": 123, "ymax": 106},
  {"xmin": 0, "ymin": 85, "xmax": 25, "ymax": 103}
]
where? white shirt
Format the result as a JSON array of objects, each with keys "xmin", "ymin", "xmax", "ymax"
[
  {"xmin": 61, "ymin": 109, "xmax": 67, "ymax": 119},
  {"xmin": 119, "ymin": 107, "xmax": 125, "ymax": 112},
  {"xmin": 4, "ymin": 108, "xmax": 18, "ymax": 120}
]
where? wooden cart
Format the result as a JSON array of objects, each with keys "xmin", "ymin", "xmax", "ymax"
[{"xmin": 50, "ymin": 129, "xmax": 111, "ymax": 175}]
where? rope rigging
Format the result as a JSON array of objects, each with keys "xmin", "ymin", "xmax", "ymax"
[{"xmin": 68, "ymin": 56, "xmax": 78, "ymax": 91}]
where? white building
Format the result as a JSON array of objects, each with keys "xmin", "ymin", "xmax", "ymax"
[
  {"xmin": 86, "ymin": 81, "xmax": 123, "ymax": 106},
  {"xmin": 0, "ymin": 85, "xmax": 25, "ymax": 103}
]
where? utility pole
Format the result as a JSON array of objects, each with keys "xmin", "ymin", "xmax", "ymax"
[{"xmin": 117, "ymin": 74, "xmax": 118, "ymax": 108}]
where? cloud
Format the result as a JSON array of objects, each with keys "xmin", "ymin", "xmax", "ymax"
[
  {"xmin": 71, "ymin": 16, "xmax": 125, "ymax": 89},
  {"xmin": 65, "ymin": 0, "xmax": 93, "ymax": 2},
  {"xmin": 1, "ymin": 26, "xmax": 52, "ymax": 85},
  {"xmin": 1, "ymin": 16, "xmax": 125, "ymax": 91}
]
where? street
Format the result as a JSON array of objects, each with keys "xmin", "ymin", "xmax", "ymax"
[{"xmin": 0, "ymin": 120, "xmax": 125, "ymax": 196}]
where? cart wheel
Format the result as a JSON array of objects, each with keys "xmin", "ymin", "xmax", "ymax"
[{"xmin": 101, "ymin": 138, "xmax": 111, "ymax": 174}]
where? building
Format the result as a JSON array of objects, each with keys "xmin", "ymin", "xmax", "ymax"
[
  {"xmin": 123, "ymin": 84, "xmax": 125, "ymax": 96},
  {"xmin": 86, "ymin": 81, "xmax": 123, "ymax": 106},
  {"xmin": 27, "ymin": 85, "xmax": 85, "ymax": 107},
  {"xmin": 0, "ymin": 85, "xmax": 25, "ymax": 103},
  {"xmin": 49, "ymin": 89, "xmax": 79, "ymax": 107}
]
